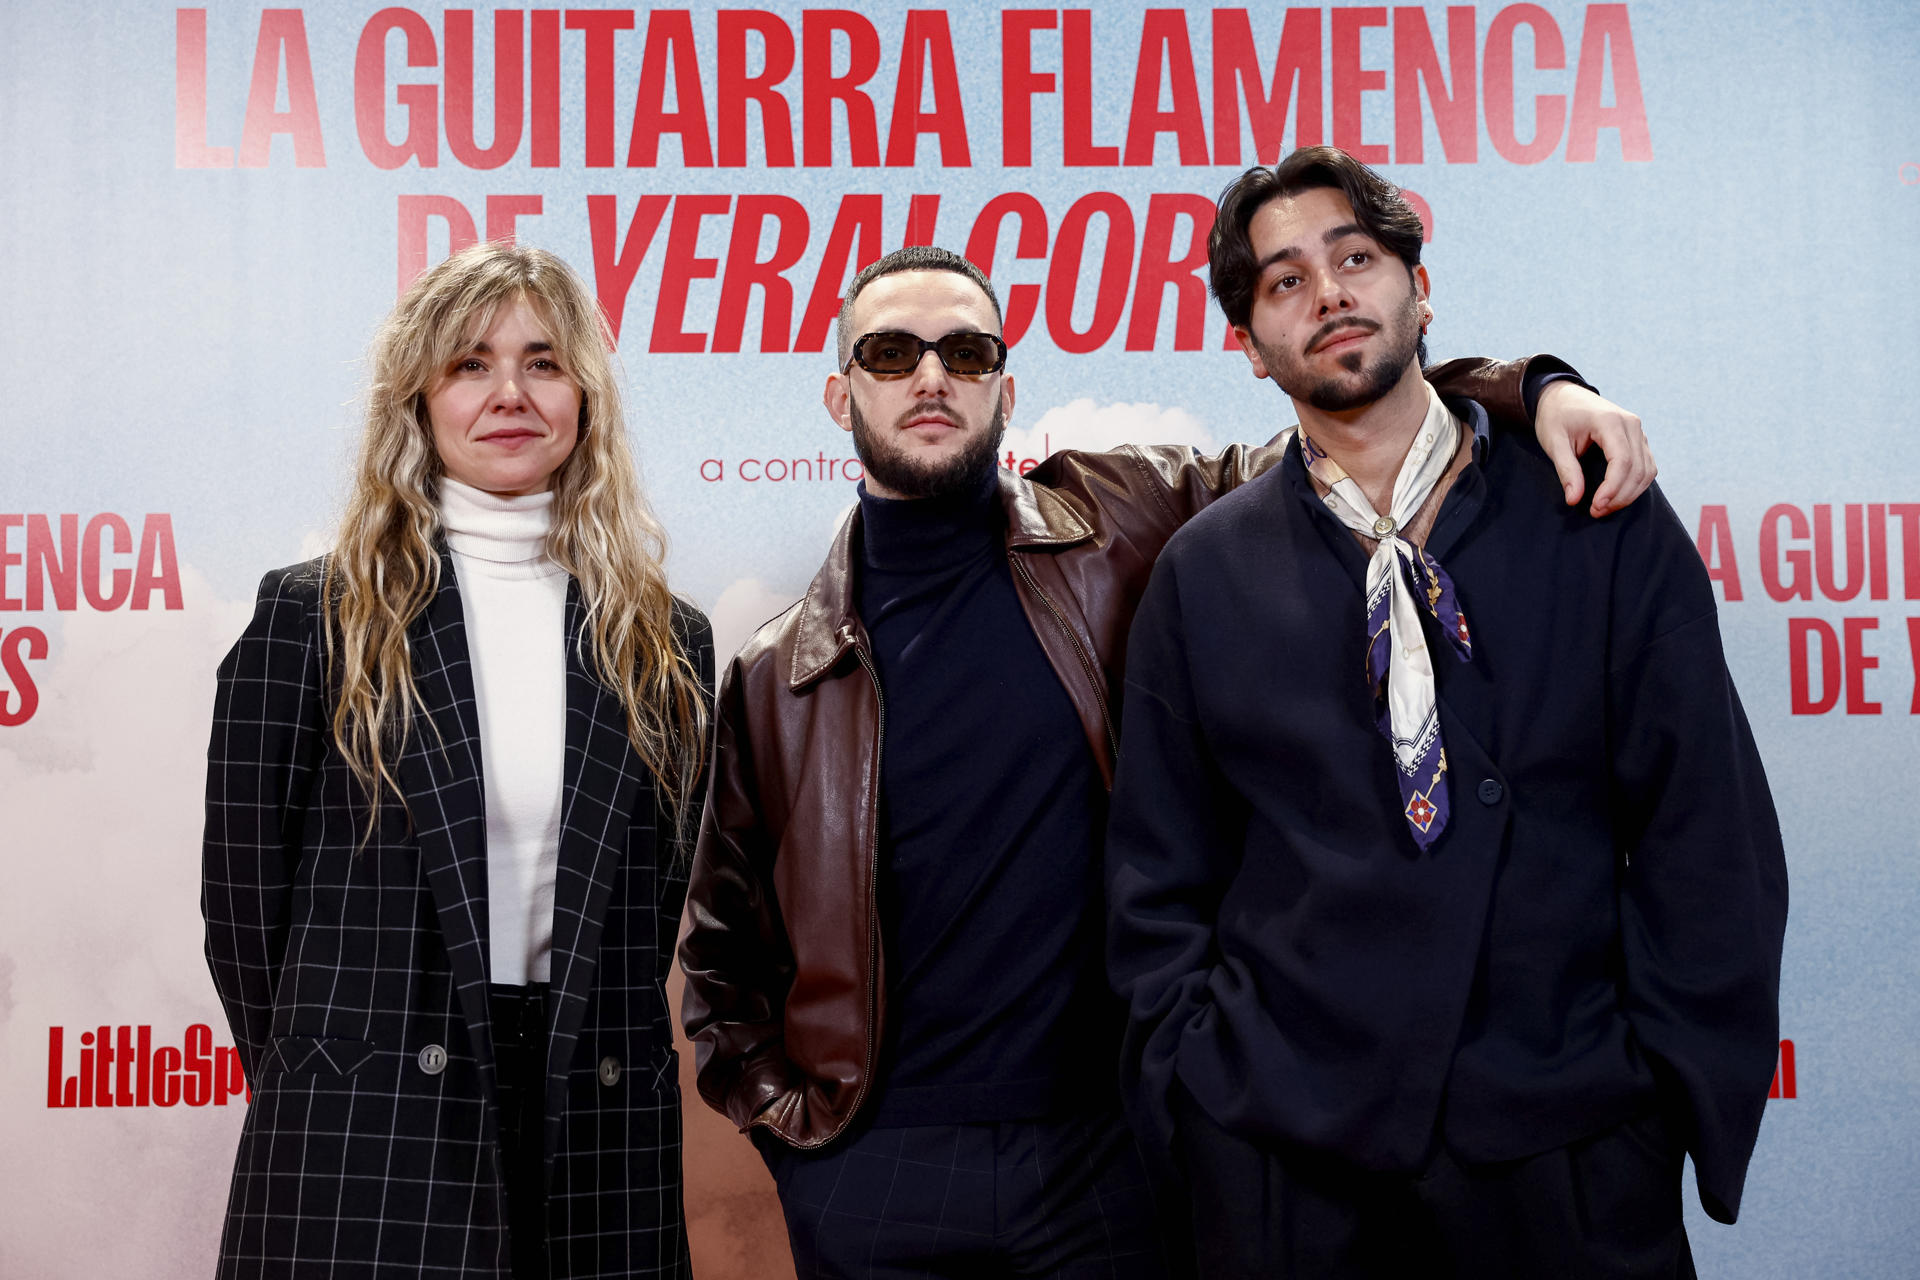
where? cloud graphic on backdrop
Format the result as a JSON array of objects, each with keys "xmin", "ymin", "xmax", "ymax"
[
  {"xmin": 0, "ymin": 563, "xmax": 253, "ymax": 1277},
  {"xmin": 297, "ymin": 526, "xmax": 335, "ymax": 561},
  {"xmin": 1001, "ymin": 398, "xmax": 1221, "ymax": 464},
  {"xmin": 698, "ymin": 404, "xmax": 1220, "ymax": 664},
  {"xmin": 708, "ymin": 577, "xmax": 807, "ymax": 662},
  {"xmin": 702, "ymin": 501, "xmax": 859, "ymax": 661}
]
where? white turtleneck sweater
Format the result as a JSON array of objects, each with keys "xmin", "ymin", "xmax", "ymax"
[{"xmin": 439, "ymin": 477, "xmax": 568, "ymax": 986}]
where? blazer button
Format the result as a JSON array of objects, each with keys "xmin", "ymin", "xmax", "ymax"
[
  {"xmin": 417, "ymin": 1044, "xmax": 448, "ymax": 1076},
  {"xmin": 598, "ymin": 1056, "xmax": 623, "ymax": 1087},
  {"xmin": 1477, "ymin": 778, "xmax": 1505, "ymax": 805}
]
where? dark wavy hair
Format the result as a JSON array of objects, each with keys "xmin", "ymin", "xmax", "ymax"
[
  {"xmin": 834, "ymin": 245, "xmax": 1003, "ymax": 367},
  {"xmin": 1208, "ymin": 146, "xmax": 1426, "ymax": 334}
]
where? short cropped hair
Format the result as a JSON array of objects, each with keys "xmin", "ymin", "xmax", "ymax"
[
  {"xmin": 834, "ymin": 245, "xmax": 1003, "ymax": 367},
  {"xmin": 1209, "ymin": 146, "xmax": 1426, "ymax": 331}
]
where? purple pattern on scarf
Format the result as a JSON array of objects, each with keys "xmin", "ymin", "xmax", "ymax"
[{"xmin": 1363, "ymin": 547, "xmax": 1474, "ymax": 851}]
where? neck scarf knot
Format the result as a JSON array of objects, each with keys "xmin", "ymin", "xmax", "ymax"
[{"xmin": 1298, "ymin": 384, "xmax": 1473, "ymax": 850}]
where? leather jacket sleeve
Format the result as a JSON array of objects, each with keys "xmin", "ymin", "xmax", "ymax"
[
  {"xmin": 677, "ymin": 652, "xmax": 798, "ymax": 1131},
  {"xmin": 1046, "ymin": 356, "xmax": 1548, "ymax": 527},
  {"xmin": 1426, "ymin": 353, "xmax": 1544, "ymax": 427}
]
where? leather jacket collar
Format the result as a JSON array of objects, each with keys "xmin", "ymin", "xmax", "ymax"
[{"xmin": 787, "ymin": 468, "xmax": 1096, "ymax": 690}]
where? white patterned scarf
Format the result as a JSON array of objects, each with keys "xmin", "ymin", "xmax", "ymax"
[{"xmin": 1296, "ymin": 383, "xmax": 1474, "ymax": 849}]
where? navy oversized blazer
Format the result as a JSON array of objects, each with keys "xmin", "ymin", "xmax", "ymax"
[
  {"xmin": 1107, "ymin": 410, "xmax": 1788, "ymax": 1225},
  {"xmin": 203, "ymin": 554, "xmax": 711, "ymax": 1278}
]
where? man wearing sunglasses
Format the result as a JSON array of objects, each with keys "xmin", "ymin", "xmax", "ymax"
[{"xmin": 679, "ymin": 243, "xmax": 1656, "ymax": 1277}]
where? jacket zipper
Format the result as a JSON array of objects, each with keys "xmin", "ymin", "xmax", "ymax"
[{"xmin": 1008, "ymin": 552, "xmax": 1121, "ymax": 771}]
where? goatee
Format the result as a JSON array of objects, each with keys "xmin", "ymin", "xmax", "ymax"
[
  {"xmin": 1261, "ymin": 288, "xmax": 1423, "ymax": 413},
  {"xmin": 849, "ymin": 398, "xmax": 1007, "ymax": 500}
]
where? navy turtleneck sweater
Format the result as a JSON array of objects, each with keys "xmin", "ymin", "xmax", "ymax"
[{"xmin": 855, "ymin": 468, "xmax": 1114, "ymax": 1127}]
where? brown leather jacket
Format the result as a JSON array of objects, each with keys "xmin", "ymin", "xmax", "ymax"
[{"xmin": 679, "ymin": 357, "xmax": 1545, "ymax": 1149}]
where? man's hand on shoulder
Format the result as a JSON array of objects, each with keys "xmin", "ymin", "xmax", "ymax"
[{"xmin": 1535, "ymin": 380, "xmax": 1656, "ymax": 517}]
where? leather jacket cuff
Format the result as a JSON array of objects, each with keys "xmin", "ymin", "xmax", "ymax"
[
  {"xmin": 725, "ymin": 1045, "xmax": 793, "ymax": 1132},
  {"xmin": 1520, "ymin": 356, "xmax": 1595, "ymax": 418}
]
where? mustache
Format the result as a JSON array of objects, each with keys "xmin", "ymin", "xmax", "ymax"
[
  {"xmin": 1307, "ymin": 317, "xmax": 1380, "ymax": 353},
  {"xmin": 894, "ymin": 405, "xmax": 962, "ymax": 430}
]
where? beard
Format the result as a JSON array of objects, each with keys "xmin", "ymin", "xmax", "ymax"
[
  {"xmin": 848, "ymin": 395, "xmax": 1007, "ymax": 500},
  {"xmin": 1255, "ymin": 281, "xmax": 1423, "ymax": 413}
]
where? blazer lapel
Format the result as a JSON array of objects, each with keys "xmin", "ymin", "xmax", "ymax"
[
  {"xmin": 545, "ymin": 583, "xmax": 646, "ymax": 1116},
  {"xmin": 395, "ymin": 559, "xmax": 497, "ymax": 1074}
]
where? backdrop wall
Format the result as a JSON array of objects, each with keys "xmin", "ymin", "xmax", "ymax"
[{"xmin": 3, "ymin": 2, "xmax": 1916, "ymax": 1275}]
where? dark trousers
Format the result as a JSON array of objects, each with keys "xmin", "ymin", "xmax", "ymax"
[
  {"xmin": 1173, "ymin": 1088, "xmax": 1695, "ymax": 1280},
  {"xmin": 491, "ymin": 982, "xmax": 551, "ymax": 1280},
  {"xmin": 763, "ymin": 1108, "xmax": 1188, "ymax": 1280}
]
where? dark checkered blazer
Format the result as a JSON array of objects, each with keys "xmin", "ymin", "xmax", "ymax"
[{"xmin": 203, "ymin": 554, "xmax": 711, "ymax": 1278}]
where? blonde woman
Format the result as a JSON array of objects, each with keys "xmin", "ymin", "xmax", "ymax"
[{"xmin": 203, "ymin": 243, "xmax": 710, "ymax": 1279}]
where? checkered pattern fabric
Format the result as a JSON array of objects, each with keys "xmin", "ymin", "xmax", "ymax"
[{"xmin": 203, "ymin": 556, "xmax": 710, "ymax": 1278}]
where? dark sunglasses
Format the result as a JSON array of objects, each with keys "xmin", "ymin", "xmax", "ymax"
[{"xmin": 845, "ymin": 330, "xmax": 1008, "ymax": 378}]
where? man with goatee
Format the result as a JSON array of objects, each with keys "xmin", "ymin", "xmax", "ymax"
[{"xmin": 1105, "ymin": 148, "xmax": 1787, "ymax": 1279}]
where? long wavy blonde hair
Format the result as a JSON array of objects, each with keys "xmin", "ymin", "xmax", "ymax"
[{"xmin": 324, "ymin": 242, "xmax": 707, "ymax": 845}]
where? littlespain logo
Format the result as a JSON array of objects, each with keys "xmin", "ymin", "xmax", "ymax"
[{"xmin": 46, "ymin": 1025, "xmax": 249, "ymax": 1109}]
